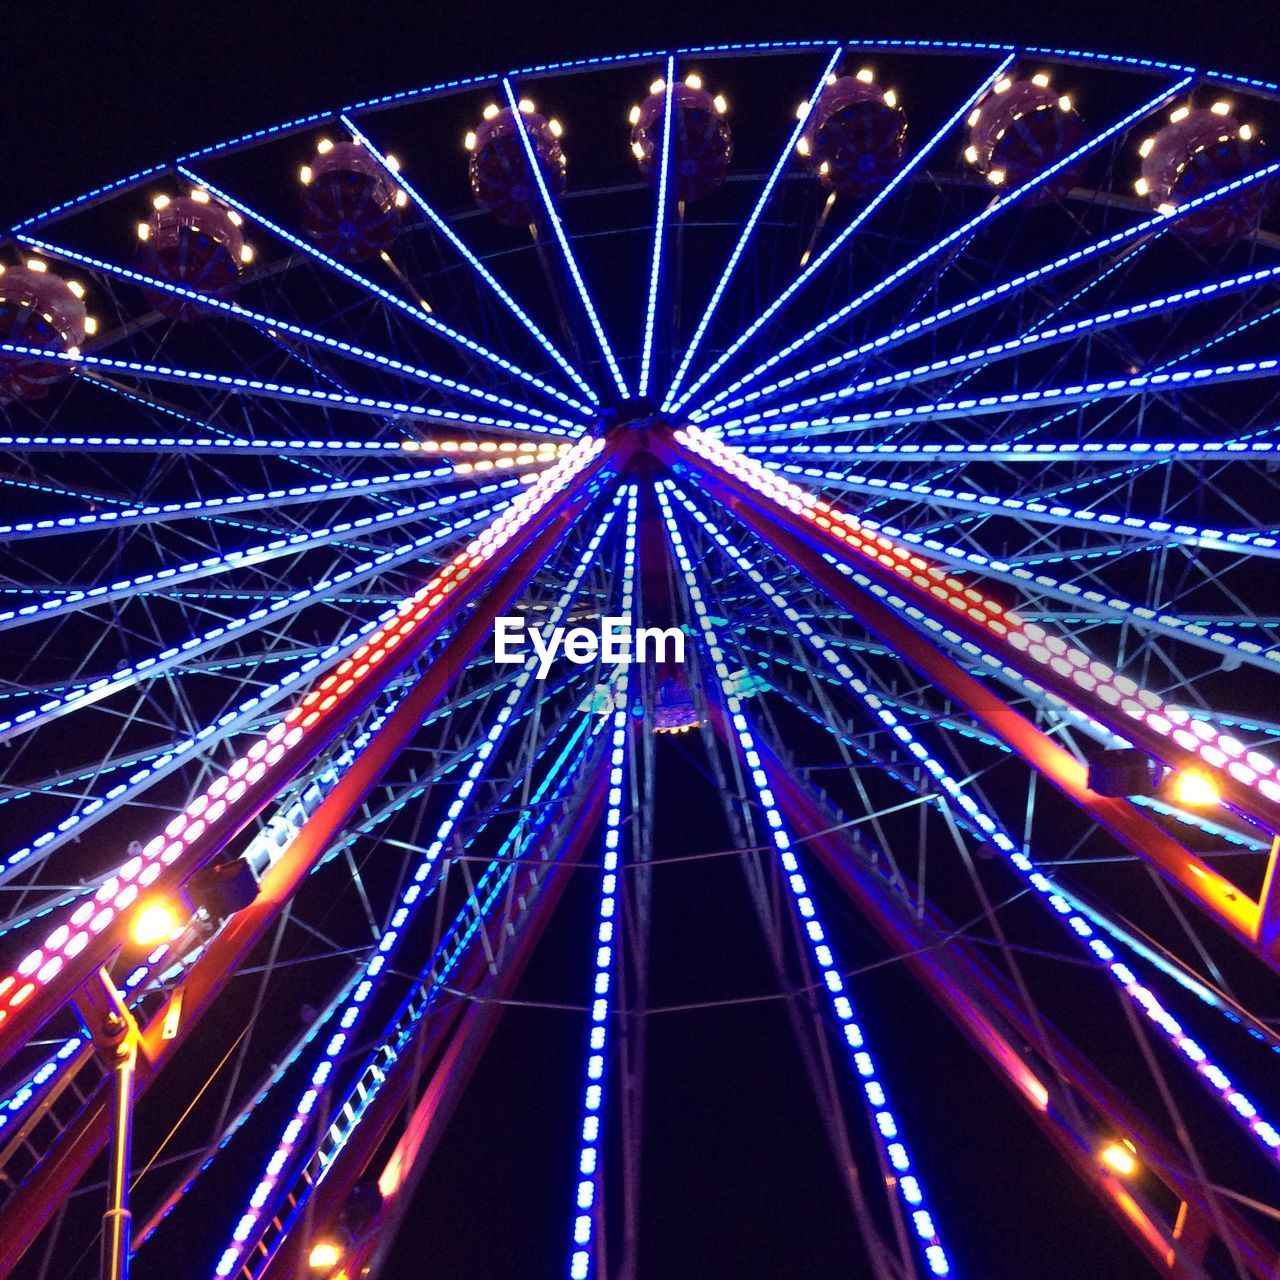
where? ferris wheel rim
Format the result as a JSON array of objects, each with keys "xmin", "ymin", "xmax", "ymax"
[
  {"xmin": 10, "ymin": 33, "xmax": 1280, "ymax": 237},
  {"xmin": 1, "ymin": 32, "xmax": 1280, "ymax": 1280}
]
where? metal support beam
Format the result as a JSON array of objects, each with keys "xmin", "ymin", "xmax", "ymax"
[
  {"xmin": 0, "ymin": 439, "xmax": 616, "ymax": 1075},
  {"xmin": 0, "ymin": 456, "xmax": 615, "ymax": 1274},
  {"xmin": 754, "ymin": 736, "xmax": 1279, "ymax": 1280},
  {"xmin": 258, "ymin": 767, "xmax": 609, "ymax": 1280},
  {"xmin": 657, "ymin": 430, "xmax": 1274, "ymax": 959},
  {"xmin": 74, "ymin": 969, "xmax": 140, "ymax": 1280}
]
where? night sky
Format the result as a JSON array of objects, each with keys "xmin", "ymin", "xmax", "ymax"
[{"xmin": 6, "ymin": 3, "xmax": 1280, "ymax": 1278}]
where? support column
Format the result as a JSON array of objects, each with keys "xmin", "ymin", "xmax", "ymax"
[{"xmin": 657, "ymin": 430, "xmax": 1266, "ymax": 956}]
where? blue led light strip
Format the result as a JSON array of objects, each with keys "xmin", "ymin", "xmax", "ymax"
[
  {"xmin": 695, "ymin": 152, "xmax": 1280, "ymax": 420},
  {"xmin": 638, "ymin": 56, "xmax": 676, "ymax": 400},
  {"xmin": 0, "ymin": 684, "xmax": 424, "ymax": 1138},
  {"xmin": 133, "ymin": 686, "xmax": 587, "ymax": 1255},
  {"xmin": 0, "ymin": 457, "xmax": 492, "ymax": 543},
  {"xmin": 501, "ymin": 78, "xmax": 630, "ymax": 400},
  {"xmin": 338, "ymin": 114, "xmax": 598, "ymax": 407},
  {"xmin": 0, "ymin": 434, "xmax": 566, "ymax": 458},
  {"xmin": 663, "ymin": 47, "xmax": 841, "ymax": 410},
  {"xmin": 11, "ymin": 163, "xmax": 173, "ymax": 232},
  {"xmin": 0, "ymin": 480, "xmax": 524, "ymax": 632},
  {"xmin": 658, "ymin": 479, "xmax": 953, "ymax": 1277},
  {"xmin": 704, "ymin": 260, "xmax": 1280, "ymax": 424},
  {"xmin": 0, "ymin": 490, "xmax": 516, "ymax": 745},
  {"xmin": 14, "ymin": 40, "xmax": 1280, "ymax": 236},
  {"xmin": 566, "ymin": 484, "xmax": 636, "ymax": 1280},
  {"xmin": 0, "ymin": 473, "xmax": 134, "ymax": 514},
  {"xmin": 0, "ymin": 341, "xmax": 571, "ymax": 438},
  {"xmin": 174, "ymin": 167, "xmax": 593, "ymax": 418},
  {"xmin": 714, "ymin": 358, "xmax": 1280, "ymax": 437},
  {"xmin": 670, "ymin": 479, "xmax": 1280, "ymax": 1169},
  {"xmin": 688, "ymin": 74, "xmax": 1192, "ymax": 416},
  {"xmin": 214, "ymin": 493, "xmax": 624, "ymax": 1278},
  {"xmin": 745, "ymin": 438, "xmax": 1280, "ymax": 465},
  {"xmin": 17, "ymin": 238, "xmax": 585, "ymax": 432},
  {"xmin": 768, "ymin": 461, "xmax": 1280, "ymax": 560},
  {"xmin": 166, "ymin": 42, "xmax": 1277, "ymax": 172},
  {"xmin": 667, "ymin": 55, "xmax": 1016, "ymax": 415},
  {"xmin": 234, "ymin": 706, "xmax": 608, "ymax": 1279}
]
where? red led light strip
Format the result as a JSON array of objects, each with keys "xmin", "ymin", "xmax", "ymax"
[
  {"xmin": 0, "ymin": 438, "xmax": 607, "ymax": 1057},
  {"xmin": 675, "ymin": 427, "xmax": 1280, "ymax": 830}
]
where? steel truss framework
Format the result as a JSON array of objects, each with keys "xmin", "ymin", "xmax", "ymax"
[{"xmin": 0, "ymin": 34, "xmax": 1279, "ymax": 1280}]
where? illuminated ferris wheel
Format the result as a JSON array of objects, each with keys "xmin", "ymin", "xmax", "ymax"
[{"xmin": 2, "ymin": 35, "xmax": 1280, "ymax": 1280}]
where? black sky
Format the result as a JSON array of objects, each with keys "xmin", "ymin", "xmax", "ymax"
[{"xmin": 5, "ymin": 3, "xmax": 1280, "ymax": 1278}]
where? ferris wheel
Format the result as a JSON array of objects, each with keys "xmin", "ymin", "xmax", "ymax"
[{"xmin": 2, "ymin": 33, "xmax": 1280, "ymax": 1280}]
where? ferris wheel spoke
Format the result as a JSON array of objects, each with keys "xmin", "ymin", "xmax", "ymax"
[
  {"xmin": 746, "ymin": 438, "xmax": 1280, "ymax": 465},
  {"xmin": 0, "ymin": 477, "xmax": 533, "ymax": 634},
  {"xmin": 212, "ymin": 489, "xmax": 627, "ymax": 1279},
  {"xmin": 669, "ymin": 475, "xmax": 1280, "ymax": 1185},
  {"xmin": 694, "ymin": 155, "xmax": 1280, "ymax": 425},
  {"xmin": 340, "ymin": 112, "xmax": 599, "ymax": 407},
  {"xmin": 686, "ymin": 74, "xmax": 1191, "ymax": 419},
  {"xmin": 497, "ymin": 78, "xmax": 629, "ymax": 401},
  {"xmin": 0, "ymin": 341, "xmax": 577, "ymax": 439},
  {"xmin": 0, "ymin": 432, "xmax": 569, "ymax": 460},
  {"xmin": 636, "ymin": 56, "xmax": 678, "ymax": 403},
  {"xmin": 0, "ymin": 468, "xmax": 138, "ymax": 523},
  {"xmin": 715, "ymin": 356, "xmax": 1280, "ymax": 438},
  {"xmin": 16, "ymin": 237, "xmax": 587, "ymax": 433},
  {"xmin": 659, "ymin": 480, "xmax": 955, "ymax": 1278},
  {"xmin": 785, "ymin": 467, "xmax": 1280, "ymax": 658},
  {"xmin": 0, "ymin": 457, "xmax": 532, "ymax": 545},
  {"xmin": 769, "ymin": 460, "xmax": 1280, "ymax": 560},
  {"xmin": 310, "ymin": 660, "xmax": 593, "ymax": 878},
  {"xmin": 171, "ymin": 167, "xmax": 596, "ymax": 419},
  {"xmin": 0, "ymin": 486, "xmax": 518, "ymax": 747},
  {"xmin": 662, "ymin": 47, "xmax": 841, "ymax": 411},
  {"xmin": 711, "ymin": 260, "xmax": 1280, "ymax": 424},
  {"xmin": 669, "ymin": 53, "xmax": 1017, "ymax": 416},
  {"xmin": 560, "ymin": 486, "xmax": 635, "ymax": 1280}
]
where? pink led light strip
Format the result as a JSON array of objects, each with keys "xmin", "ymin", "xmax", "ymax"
[
  {"xmin": 676, "ymin": 427, "xmax": 1280, "ymax": 824},
  {"xmin": 0, "ymin": 439, "xmax": 606, "ymax": 1033}
]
